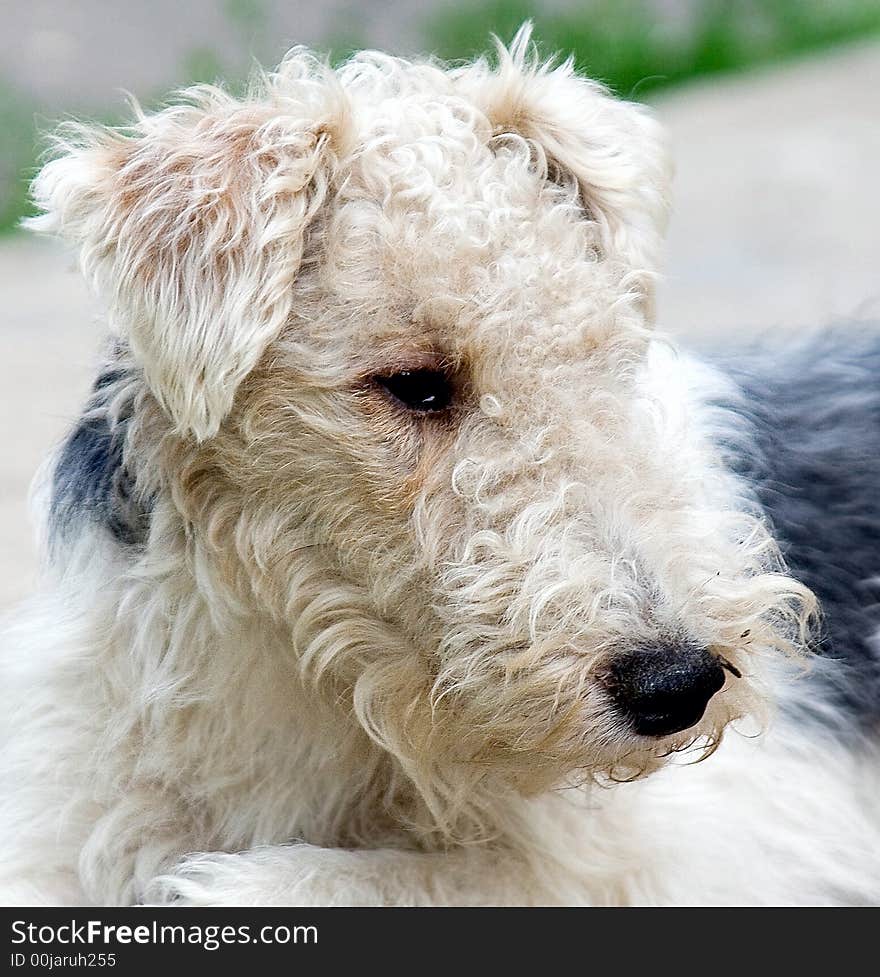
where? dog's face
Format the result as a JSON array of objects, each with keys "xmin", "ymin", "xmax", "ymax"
[{"xmin": 34, "ymin": 33, "xmax": 815, "ymax": 823}]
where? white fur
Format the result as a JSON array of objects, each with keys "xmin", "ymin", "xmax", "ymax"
[{"xmin": 2, "ymin": 27, "xmax": 878, "ymax": 906}]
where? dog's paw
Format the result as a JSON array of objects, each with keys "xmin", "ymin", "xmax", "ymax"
[
  {"xmin": 142, "ymin": 843, "xmax": 501, "ymax": 906},
  {"xmin": 143, "ymin": 845, "xmax": 338, "ymax": 907},
  {"xmin": 143, "ymin": 851, "xmax": 247, "ymax": 907}
]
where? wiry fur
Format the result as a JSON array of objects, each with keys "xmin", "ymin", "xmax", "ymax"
[{"xmin": 2, "ymin": 28, "xmax": 879, "ymax": 906}]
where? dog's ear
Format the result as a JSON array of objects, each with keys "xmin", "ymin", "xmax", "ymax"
[
  {"xmin": 456, "ymin": 24, "xmax": 671, "ymax": 320},
  {"xmin": 28, "ymin": 53, "xmax": 350, "ymax": 440}
]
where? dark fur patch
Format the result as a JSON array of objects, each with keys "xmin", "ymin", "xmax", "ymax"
[
  {"xmin": 710, "ymin": 327, "xmax": 880, "ymax": 729},
  {"xmin": 50, "ymin": 365, "xmax": 151, "ymax": 548}
]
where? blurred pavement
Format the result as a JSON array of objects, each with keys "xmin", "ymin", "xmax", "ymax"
[
  {"xmin": 655, "ymin": 40, "xmax": 880, "ymax": 337},
  {"xmin": 1, "ymin": 41, "xmax": 878, "ymax": 606},
  {"xmin": 0, "ymin": 0, "xmax": 433, "ymax": 106}
]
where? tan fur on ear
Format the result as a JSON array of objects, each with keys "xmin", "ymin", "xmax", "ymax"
[
  {"xmin": 454, "ymin": 23, "xmax": 671, "ymax": 320},
  {"xmin": 28, "ymin": 50, "xmax": 352, "ymax": 440}
]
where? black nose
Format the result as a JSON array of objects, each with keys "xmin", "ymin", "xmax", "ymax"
[{"xmin": 602, "ymin": 643, "xmax": 727, "ymax": 737}]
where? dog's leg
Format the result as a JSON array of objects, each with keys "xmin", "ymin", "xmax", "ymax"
[{"xmin": 145, "ymin": 844, "xmax": 551, "ymax": 907}]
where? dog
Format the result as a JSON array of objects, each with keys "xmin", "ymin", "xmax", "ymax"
[{"xmin": 2, "ymin": 26, "xmax": 879, "ymax": 906}]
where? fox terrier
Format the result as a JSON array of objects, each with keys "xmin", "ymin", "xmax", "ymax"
[{"xmin": 2, "ymin": 27, "xmax": 879, "ymax": 906}]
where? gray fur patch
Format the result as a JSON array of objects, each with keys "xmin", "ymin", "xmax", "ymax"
[
  {"xmin": 50, "ymin": 360, "xmax": 151, "ymax": 548},
  {"xmin": 708, "ymin": 326, "xmax": 880, "ymax": 731}
]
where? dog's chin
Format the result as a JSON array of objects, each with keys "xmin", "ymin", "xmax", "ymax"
[
  {"xmin": 435, "ymin": 675, "xmax": 763, "ymax": 797},
  {"xmin": 493, "ymin": 709, "xmax": 733, "ymax": 797},
  {"xmin": 565, "ymin": 695, "xmax": 754, "ymax": 787}
]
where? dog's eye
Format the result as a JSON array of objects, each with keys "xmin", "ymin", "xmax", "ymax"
[{"xmin": 374, "ymin": 369, "xmax": 453, "ymax": 412}]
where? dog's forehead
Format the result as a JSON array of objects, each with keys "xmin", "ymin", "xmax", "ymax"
[
  {"xmin": 349, "ymin": 92, "xmax": 566, "ymax": 226},
  {"xmin": 326, "ymin": 98, "xmax": 624, "ymax": 370}
]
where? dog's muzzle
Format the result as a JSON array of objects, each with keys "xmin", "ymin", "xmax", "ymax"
[{"xmin": 601, "ymin": 642, "xmax": 727, "ymax": 737}]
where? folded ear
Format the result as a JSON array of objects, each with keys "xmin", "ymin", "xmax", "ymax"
[
  {"xmin": 28, "ymin": 52, "xmax": 350, "ymax": 440},
  {"xmin": 455, "ymin": 24, "xmax": 671, "ymax": 320}
]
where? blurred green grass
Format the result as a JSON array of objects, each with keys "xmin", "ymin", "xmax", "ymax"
[
  {"xmin": 426, "ymin": 0, "xmax": 880, "ymax": 98},
  {"xmin": 2, "ymin": 0, "xmax": 879, "ymax": 235},
  {"xmin": 0, "ymin": 81, "xmax": 41, "ymax": 235}
]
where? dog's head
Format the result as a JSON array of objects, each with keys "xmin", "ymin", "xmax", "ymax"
[{"xmin": 32, "ymin": 28, "xmax": 815, "ymax": 832}]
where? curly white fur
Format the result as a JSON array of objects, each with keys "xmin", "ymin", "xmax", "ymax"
[{"xmin": 2, "ymin": 27, "xmax": 879, "ymax": 906}]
